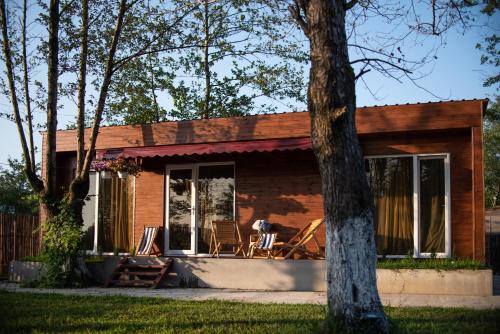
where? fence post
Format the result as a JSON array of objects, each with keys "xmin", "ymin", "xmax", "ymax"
[{"xmin": 12, "ymin": 217, "xmax": 16, "ymax": 261}]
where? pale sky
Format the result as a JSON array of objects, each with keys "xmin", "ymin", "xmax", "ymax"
[{"xmin": 0, "ymin": 6, "xmax": 498, "ymax": 166}]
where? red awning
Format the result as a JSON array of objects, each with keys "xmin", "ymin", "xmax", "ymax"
[{"xmin": 96, "ymin": 137, "xmax": 312, "ymax": 159}]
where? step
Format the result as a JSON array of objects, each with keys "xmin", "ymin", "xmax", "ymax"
[
  {"xmin": 109, "ymin": 279, "xmax": 155, "ymax": 286},
  {"xmin": 118, "ymin": 264, "xmax": 165, "ymax": 270},
  {"xmin": 117, "ymin": 271, "xmax": 160, "ymax": 276}
]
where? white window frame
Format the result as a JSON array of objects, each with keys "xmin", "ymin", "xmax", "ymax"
[
  {"xmin": 85, "ymin": 170, "xmax": 135, "ymax": 256},
  {"xmin": 164, "ymin": 161, "xmax": 236, "ymax": 256},
  {"xmin": 366, "ymin": 153, "xmax": 451, "ymax": 258}
]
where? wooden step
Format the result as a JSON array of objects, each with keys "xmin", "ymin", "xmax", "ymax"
[
  {"xmin": 119, "ymin": 271, "xmax": 160, "ymax": 276},
  {"xmin": 118, "ymin": 264, "xmax": 165, "ymax": 270},
  {"xmin": 109, "ymin": 279, "xmax": 155, "ymax": 286},
  {"xmin": 106, "ymin": 257, "xmax": 173, "ymax": 289}
]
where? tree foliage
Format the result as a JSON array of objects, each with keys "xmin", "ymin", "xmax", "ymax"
[
  {"xmin": 103, "ymin": 0, "xmax": 307, "ymax": 124},
  {"xmin": 485, "ymin": 96, "xmax": 500, "ymax": 207},
  {"xmin": 0, "ymin": 158, "xmax": 39, "ymax": 215}
]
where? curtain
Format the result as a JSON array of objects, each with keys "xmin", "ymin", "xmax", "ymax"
[
  {"xmin": 420, "ymin": 159, "xmax": 445, "ymax": 253},
  {"xmin": 369, "ymin": 157, "xmax": 414, "ymax": 255},
  {"xmin": 99, "ymin": 175, "xmax": 133, "ymax": 252},
  {"xmin": 110, "ymin": 177, "xmax": 129, "ymax": 252}
]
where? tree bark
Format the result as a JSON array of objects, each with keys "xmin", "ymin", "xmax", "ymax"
[
  {"xmin": 291, "ymin": 0, "xmax": 388, "ymax": 332},
  {"xmin": 22, "ymin": 0, "xmax": 36, "ymax": 173},
  {"xmin": 76, "ymin": 0, "xmax": 88, "ymax": 176},
  {"xmin": 44, "ymin": 0, "xmax": 60, "ymax": 214},
  {"xmin": 202, "ymin": 0, "xmax": 211, "ymax": 119}
]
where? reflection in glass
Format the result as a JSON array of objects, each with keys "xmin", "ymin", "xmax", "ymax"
[
  {"xmin": 81, "ymin": 172, "xmax": 97, "ymax": 250},
  {"xmin": 420, "ymin": 158, "xmax": 445, "ymax": 253},
  {"xmin": 98, "ymin": 175, "xmax": 134, "ymax": 253},
  {"xmin": 366, "ymin": 157, "xmax": 414, "ymax": 255},
  {"xmin": 169, "ymin": 169, "xmax": 192, "ymax": 250},
  {"xmin": 197, "ymin": 165, "xmax": 234, "ymax": 253}
]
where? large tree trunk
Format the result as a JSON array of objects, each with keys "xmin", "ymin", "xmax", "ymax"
[
  {"xmin": 202, "ymin": 0, "xmax": 211, "ymax": 119},
  {"xmin": 44, "ymin": 0, "xmax": 60, "ymax": 214},
  {"xmin": 292, "ymin": 0, "xmax": 388, "ymax": 332}
]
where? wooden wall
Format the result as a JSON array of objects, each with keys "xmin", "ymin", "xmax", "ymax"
[
  {"xmin": 52, "ymin": 100, "xmax": 485, "ymax": 152},
  {"xmin": 130, "ymin": 128, "xmax": 483, "ymax": 259},
  {"xmin": 46, "ymin": 100, "xmax": 486, "ymax": 259}
]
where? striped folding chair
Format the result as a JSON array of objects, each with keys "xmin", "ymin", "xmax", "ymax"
[
  {"xmin": 248, "ymin": 233, "xmax": 278, "ymax": 259},
  {"xmin": 136, "ymin": 226, "xmax": 161, "ymax": 256}
]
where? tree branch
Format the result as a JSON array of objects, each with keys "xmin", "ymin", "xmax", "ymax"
[
  {"xmin": 0, "ymin": 0, "xmax": 43, "ymax": 193},
  {"xmin": 289, "ymin": 1, "xmax": 309, "ymax": 35},
  {"xmin": 350, "ymin": 58, "xmax": 413, "ymax": 74},
  {"xmin": 344, "ymin": 0, "xmax": 358, "ymax": 11},
  {"xmin": 76, "ymin": 0, "xmax": 88, "ymax": 176},
  {"xmin": 22, "ymin": 0, "xmax": 35, "ymax": 173},
  {"xmin": 81, "ymin": 0, "xmax": 128, "ymax": 176}
]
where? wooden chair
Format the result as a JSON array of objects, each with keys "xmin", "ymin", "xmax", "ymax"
[
  {"xmin": 136, "ymin": 226, "xmax": 161, "ymax": 256},
  {"xmin": 209, "ymin": 220, "xmax": 245, "ymax": 258},
  {"xmin": 273, "ymin": 219, "xmax": 325, "ymax": 259},
  {"xmin": 248, "ymin": 233, "xmax": 278, "ymax": 259}
]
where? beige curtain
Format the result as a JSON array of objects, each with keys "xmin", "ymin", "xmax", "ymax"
[
  {"xmin": 109, "ymin": 177, "xmax": 131, "ymax": 252},
  {"xmin": 371, "ymin": 158, "xmax": 414, "ymax": 255},
  {"xmin": 420, "ymin": 159, "xmax": 445, "ymax": 253}
]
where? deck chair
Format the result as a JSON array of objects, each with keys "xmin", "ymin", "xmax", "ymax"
[
  {"xmin": 136, "ymin": 226, "xmax": 161, "ymax": 256},
  {"xmin": 273, "ymin": 219, "xmax": 324, "ymax": 259},
  {"xmin": 209, "ymin": 220, "xmax": 245, "ymax": 258},
  {"xmin": 248, "ymin": 233, "xmax": 278, "ymax": 259}
]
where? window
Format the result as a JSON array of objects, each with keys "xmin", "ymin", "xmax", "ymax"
[
  {"xmin": 81, "ymin": 171, "xmax": 135, "ymax": 254},
  {"xmin": 197, "ymin": 164, "xmax": 235, "ymax": 253},
  {"xmin": 365, "ymin": 154, "xmax": 450, "ymax": 257}
]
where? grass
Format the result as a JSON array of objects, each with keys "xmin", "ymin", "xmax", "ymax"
[
  {"xmin": 0, "ymin": 291, "xmax": 498, "ymax": 334},
  {"xmin": 376, "ymin": 257, "xmax": 486, "ymax": 270}
]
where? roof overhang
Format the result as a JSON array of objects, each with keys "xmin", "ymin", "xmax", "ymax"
[{"xmin": 96, "ymin": 137, "xmax": 312, "ymax": 159}]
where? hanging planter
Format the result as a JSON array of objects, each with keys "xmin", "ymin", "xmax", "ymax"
[
  {"xmin": 117, "ymin": 171, "xmax": 128, "ymax": 179},
  {"xmin": 109, "ymin": 158, "xmax": 142, "ymax": 178}
]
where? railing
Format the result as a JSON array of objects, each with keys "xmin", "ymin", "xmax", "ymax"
[{"xmin": 0, "ymin": 213, "xmax": 41, "ymax": 274}]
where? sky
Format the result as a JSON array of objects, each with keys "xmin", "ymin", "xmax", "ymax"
[{"xmin": 0, "ymin": 3, "xmax": 498, "ymax": 166}]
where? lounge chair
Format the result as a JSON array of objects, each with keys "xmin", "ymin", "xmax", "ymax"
[
  {"xmin": 136, "ymin": 226, "xmax": 161, "ymax": 256},
  {"xmin": 273, "ymin": 218, "xmax": 324, "ymax": 259},
  {"xmin": 209, "ymin": 220, "xmax": 245, "ymax": 258},
  {"xmin": 248, "ymin": 233, "xmax": 278, "ymax": 259}
]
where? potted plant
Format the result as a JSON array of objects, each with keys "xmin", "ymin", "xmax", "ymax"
[
  {"xmin": 109, "ymin": 158, "xmax": 141, "ymax": 179},
  {"xmin": 91, "ymin": 160, "xmax": 112, "ymax": 179}
]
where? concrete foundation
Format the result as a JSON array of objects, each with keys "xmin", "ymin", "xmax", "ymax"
[{"xmin": 9, "ymin": 257, "xmax": 493, "ymax": 296}]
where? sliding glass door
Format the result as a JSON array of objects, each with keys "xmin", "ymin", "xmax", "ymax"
[
  {"xmin": 366, "ymin": 154, "xmax": 450, "ymax": 257},
  {"xmin": 166, "ymin": 166, "xmax": 196, "ymax": 255},
  {"xmin": 165, "ymin": 163, "xmax": 235, "ymax": 255}
]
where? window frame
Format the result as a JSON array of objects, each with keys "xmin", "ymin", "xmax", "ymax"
[{"xmin": 365, "ymin": 153, "xmax": 451, "ymax": 258}]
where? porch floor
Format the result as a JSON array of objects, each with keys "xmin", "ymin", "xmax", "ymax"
[{"xmin": 1, "ymin": 281, "xmax": 499, "ymax": 309}]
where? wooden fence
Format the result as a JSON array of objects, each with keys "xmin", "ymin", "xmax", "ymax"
[{"xmin": 0, "ymin": 213, "xmax": 41, "ymax": 274}]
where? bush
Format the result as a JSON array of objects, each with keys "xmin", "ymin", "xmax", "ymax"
[{"xmin": 376, "ymin": 257, "xmax": 486, "ymax": 270}]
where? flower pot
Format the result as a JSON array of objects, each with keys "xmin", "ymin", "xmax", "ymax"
[
  {"xmin": 117, "ymin": 171, "xmax": 128, "ymax": 179},
  {"xmin": 101, "ymin": 171, "xmax": 112, "ymax": 179}
]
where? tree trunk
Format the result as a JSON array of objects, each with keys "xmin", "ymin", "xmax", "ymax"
[
  {"xmin": 202, "ymin": 0, "xmax": 211, "ymax": 119},
  {"xmin": 44, "ymin": 0, "xmax": 60, "ymax": 214},
  {"xmin": 292, "ymin": 0, "xmax": 388, "ymax": 332}
]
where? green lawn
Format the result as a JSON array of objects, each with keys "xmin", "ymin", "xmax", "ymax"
[{"xmin": 0, "ymin": 291, "xmax": 498, "ymax": 334}]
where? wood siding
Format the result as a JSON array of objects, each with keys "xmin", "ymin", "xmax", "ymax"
[
  {"xmin": 129, "ymin": 129, "xmax": 482, "ymax": 259},
  {"xmin": 53, "ymin": 100, "xmax": 485, "ymax": 152},
  {"xmin": 46, "ymin": 100, "xmax": 486, "ymax": 260}
]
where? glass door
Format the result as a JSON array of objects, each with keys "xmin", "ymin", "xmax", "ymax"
[
  {"xmin": 165, "ymin": 162, "xmax": 235, "ymax": 255},
  {"xmin": 165, "ymin": 165, "xmax": 196, "ymax": 255}
]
